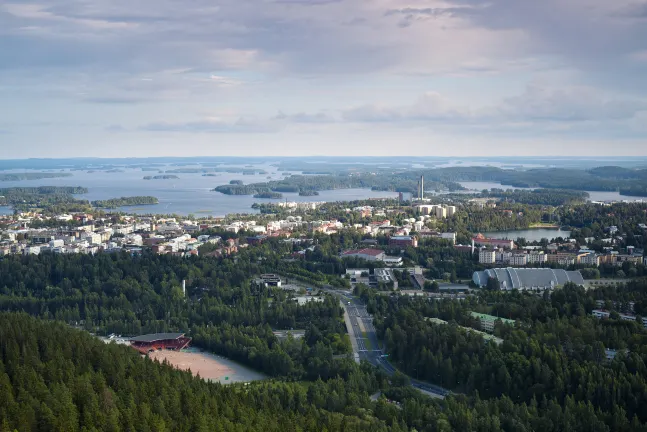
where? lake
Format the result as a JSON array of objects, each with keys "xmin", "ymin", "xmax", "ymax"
[
  {"xmin": 0, "ymin": 166, "xmax": 398, "ymax": 216},
  {"xmin": 458, "ymin": 181, "xmax": 535, "ymax": 192},
  {"xmin": 483, "ymin": 228, "xmax": 571, "ymax": 242},
  {"xmin": 0, "ymin": 206, "xmax": 12, "ymax": 215}
]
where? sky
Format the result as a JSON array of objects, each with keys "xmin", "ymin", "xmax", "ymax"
[{"xmin": 1, "ymin": 0, "xmax": 646, "ymax": 158}]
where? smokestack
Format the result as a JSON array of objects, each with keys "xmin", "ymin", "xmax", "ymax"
[
  {"xmin": 471, "ymin": 239, "xmax": 475, "ymax": 254},
  {"xmin": 182, "ymin": 280, "xmax": 186, "ymax": 297},
  {"xmin": 420, "ymin": 175, "xmax": 424, "ymax": 201}
]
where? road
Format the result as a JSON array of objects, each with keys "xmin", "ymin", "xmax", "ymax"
[{"xmin": 325, "ymin": 287, "xmax": 450, "ymax": 399}]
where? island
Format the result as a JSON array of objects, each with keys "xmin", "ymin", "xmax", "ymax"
[
  {"xmin": 229, "ymin": 180, "xmax": 244, "ymax": 185},
  {"xmin": 143, "ymin": 175, "xmax": 179, "ymax": 180},
  {"xmin": 253, "ymin": 192, "xmax": 283, "ymax": 199},
  {"xmin": 298, "ymin": 191, "xmax": 319, "ymax": 196},
  {"xmin": 0, "ymin": 186, "xmax": 89, "ymax": 213},
  {"xmin": 92, "ymin": 196, "xmax": 159, "ymax": 208},
  {"xmin": 0, "ymin": 172, "xmax": 72, "ymax": 181}
]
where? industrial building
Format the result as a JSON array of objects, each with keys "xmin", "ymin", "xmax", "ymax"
[{"xmin": 472, "ymin": 268, "xmax": 584, "ymax": 290}]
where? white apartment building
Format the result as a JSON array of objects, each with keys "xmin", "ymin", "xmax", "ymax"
[
  {"xmin": 579, "ymin": 253, "xmax": 600, "ymax": 266},
  {"xmin": 511, "ymin": 253, "xmax": 528, "ymax": 266},
  {"xmin": 479, "ymin": 249, "xmax": 496, "ymax": 264},
  {"xmin": 496, "ymin": 250, "xmax": 513, "ymax": 264},
  {"xmin": 528, "ymin": 251, "xmax": 547, "ymax": 264},
  {"xmin": 435, "ymin": 206, "xmax": 447, "ymax": 219},
  {"xmin": 446, "ymin": 206, "xmax": 456, "ymax": 217}
]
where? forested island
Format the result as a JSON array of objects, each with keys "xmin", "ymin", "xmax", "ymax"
[
  {"xmin": 0, "ymin": 172, "xmax": 72, "ymax": 181},
  {"xmin": 299, "ymin": 190, "xmax": 320, "ymax": 196},
  {"xmin": 213, "ymin": 174, "xmax": 463, "ymax": 196},
  {"xmin": 213, "ymin": 165, "xmax": 647, "ymax": 198},
  {"xmin": 253, "ymin": 192, "xmax": 283, "ymax": 199},
  {"xmin": 143, "ymin": 175, "xmax": 179, "ymax": 180},
  {"xmin": 0, "ymin": 186, "xmax": 89, "ymax": 212},
  {"xmin": 91, "ymin": 196, "xmax": 159, "ymax": 208},
  {"xmin": 481, "ymin": 189, "xmax": 589, "ymax": 206}
]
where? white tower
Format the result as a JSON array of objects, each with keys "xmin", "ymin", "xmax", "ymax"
[
  {"xmin": 420, "ymin": 175, "xmax": 424, "ymax": 200},
  {"xmin": 182, "ymin": 280, "xmax": 186, "ymax": 297}
]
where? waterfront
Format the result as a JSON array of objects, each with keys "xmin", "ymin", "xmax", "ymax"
[{"xmin": 483, "ymin": 228, "xmax": 571, "ymax": 242}]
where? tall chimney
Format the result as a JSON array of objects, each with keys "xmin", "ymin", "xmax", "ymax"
[
  {"xmin": 420, "ymin": 175, "xmax": 424, "ymax": 201},
  {"xmin": 182, "ymin": 280, "xmax": 186, "ymax": 297}
]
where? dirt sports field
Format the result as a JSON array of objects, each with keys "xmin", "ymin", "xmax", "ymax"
[{"xmin": 148, "ymin": 350, "xmax": 233, "ymax": 381}]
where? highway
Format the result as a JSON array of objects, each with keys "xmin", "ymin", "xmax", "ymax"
[{"xmin": 325, "ymin": 287, "xmax": 450, "ymax": 398}]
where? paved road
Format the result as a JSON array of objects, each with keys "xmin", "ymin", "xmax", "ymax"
[{"xmin": 324, "ymin": 287, "xmax": 450, "ymax": 398}]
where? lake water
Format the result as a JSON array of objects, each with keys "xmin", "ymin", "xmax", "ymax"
[
  {"xmin": 483, "ymin": 228, "xmax": 571, "ymax": 242},
  {"xmin": 0, "ymin": 206, "xmax": 11, "ymax": 215},
  {"xmin": 0, "ymin": 166, "xmax": 398, "ymax": 216},
  {"xmin": 459, "ymin": 181, "xmax": 535, "ymax": 192}
]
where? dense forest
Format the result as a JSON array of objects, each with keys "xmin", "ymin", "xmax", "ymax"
[
  {"xmin": 91, "ymin": 196, "xmax": 159, "ymax": 208},
  {"xmin": 0, "ymin": 312, "xmax": 395, "ymax": 432},
  {"xmin": 3, "ymin": 248, "xmax": 647, "ymax": 429},
  {"xmin": 354, "ymin": 281, "xmax": 647, "ymax": 430},
  {"xmin": 481, "ymin": 189, "xmax": 589, "ymax": 206}
]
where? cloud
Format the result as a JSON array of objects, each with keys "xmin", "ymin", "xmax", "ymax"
[
  {"xmin": 497, "ymin": 85, "xmax": 647, "ymax": 122},
  {"xmin": 384, "ymin": 6, "xmax": 464, "ymax": 28},
  {"xmin": 140, "ymin": 117, "xmax": 281, "ymax": 133},
  {"xmin": 343, "ymin": 92, "xmax": 472, "ymax": 123},
  {"xmin": 273, "ymin": 111, "xmax": 336, "ymax": 123},
  {"xmin": 3, "ymin": 3, "xmax": 135, "ymax": 30},
  {"xmin": 342, "ymin": 85, "xmax": 647, "ymax": 127},
  {"xmin": 105, "ymin": 124, "xmax": 126, "ymax": 132},
  {"xmin": 84, "ymin": 96, "xmax": 145, "ymax": 104}
]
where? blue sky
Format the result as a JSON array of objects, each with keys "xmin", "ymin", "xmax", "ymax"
[{"xmin": 1, "ymin": 0, "xmax": 646, "ymax": 158}]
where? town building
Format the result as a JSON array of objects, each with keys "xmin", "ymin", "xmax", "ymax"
[
  {"xmin": 389, "ymin": 235, "xmax": 418, "ymax": 248},
  {"xmin": 341, "ymin": 248, "xmax": 386, "ymax": 261},
  {"xmin": 592, "ymin": 309, "xmax": 647, "ymax": 329},
  {"xmin": 473, "ymin": 268, "xmax": 584, "ymax": 290},
  {"xmin": 511, "ymin": 253, "xmax": 528, "ymax": 266},
  {"xmin": 469, "ymin": 312, "xmax": 515, "ymax": 333},
  {"xmin": 472, "ymin": 234, "xmax": 515, "ymax": 250},
  {"xmin": 479, "ymin": 249, "xmax": 496, "ymax": 264},
  {"xmin": 527, "ymin": 251, "xmax": 547, "ymax": 264}
]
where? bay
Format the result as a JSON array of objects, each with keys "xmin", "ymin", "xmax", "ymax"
[{"xmin": 0, "ymin": 166, "xmax": 398, "ymax": 216}]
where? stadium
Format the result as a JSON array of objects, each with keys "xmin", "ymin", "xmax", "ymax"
[
  {"xmin": 473, "ymin": 267, "xmax": 584, "ymax": 290},
  {"xmin": 129, "ymin": 333, "xmax": 192, "ymax": 354}
]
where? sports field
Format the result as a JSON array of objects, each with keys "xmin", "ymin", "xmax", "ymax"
[{"xmin": 149, "ymin": 350, "xmax": 233, "ymax": 381}]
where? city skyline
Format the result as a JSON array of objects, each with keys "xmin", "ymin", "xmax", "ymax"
[{"xmin": 1, "ymin": 0, "xmax": 646, "ymax": 157}]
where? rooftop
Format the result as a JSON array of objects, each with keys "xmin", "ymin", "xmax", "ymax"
[
  {"xmin": 130, "ymin": 332, "xmax": 186, "ymax": 343},
  {"xmin": 470, "ymin": 312, "xmax": 516, "ymax": 325}
]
